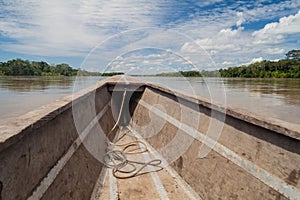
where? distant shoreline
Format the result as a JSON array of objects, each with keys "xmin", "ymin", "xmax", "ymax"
[
  {"xmin": 1, "ymin": 55, "xmax": 299, "ymax": 78},
  {"xmin": 0, "ymin": 59, "xmax": 124, "ymax": 77}
]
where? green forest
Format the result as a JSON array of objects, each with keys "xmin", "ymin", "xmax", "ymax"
[
  {"xmin": 157, "ymin": 49, "xmax": 300, "ymax": 78},
  {"xmin": 0, "ymin": 59, "xmax": 123, "ymax": 76},
  {"xmin": 0, "ymin": 59, "xmax": 78, "ymax": 76},
  {"xmin": 206, "ymin": 49, "xmax": 300, "ymax": 78},
  {"xmin": 156, "ymin": 70, "xmax": 202, "ymax": 77},
  {"xmin": 218, "ymin": 59, "xmax": 300, "ymax": 78},
  {"xmin": 183, "ymin": 50, "xmax": 300, "ymax": 78}
]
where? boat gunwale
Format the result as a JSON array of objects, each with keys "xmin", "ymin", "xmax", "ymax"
[{"xmin": 145, "ymin": 82, "xmax": 300, "ymax": 140}]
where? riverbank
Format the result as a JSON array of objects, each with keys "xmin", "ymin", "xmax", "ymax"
[
  {"xmin": 153, "ymin": 59, "xmax": 300, "ymax": 78},
  {"xmin": 0, "ymin": 58, "xmax": 124, "ymax": 77}
]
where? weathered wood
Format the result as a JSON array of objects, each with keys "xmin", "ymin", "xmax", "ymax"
[
  {"xmin": 131, "ymin": 86, "xmax": 300, "ymax": 199},
  {"xmin": 0, "ymin": 80, "xmax": 115, "ymax": 199}
]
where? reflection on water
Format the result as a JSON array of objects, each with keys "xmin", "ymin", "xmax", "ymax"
[
  {"xmin": 223, "ymin": 78, "xmax": 300, "ymax": 106},
  {"xmin": 0, "ymin": 76, "xmax": 299, "ymax": 124},
  {"xmin": 0, "ymin": 76, "xmax": 75, "ymax": 93},
  {"xmin": 220, "ymin": 78, "xmax": 300, "ymax": 124},
  {"xmin": 0, "ymin": 76, "xmax": 102, "ymax": 119}
]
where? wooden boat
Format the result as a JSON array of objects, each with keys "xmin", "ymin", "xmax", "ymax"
[{"xmin": 0, "ymin": 75, "xmax": 299, "ymax": 200}]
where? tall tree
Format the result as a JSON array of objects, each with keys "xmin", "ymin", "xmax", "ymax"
[{"xmin": 286, "ymin": 49, "xmax": 300, "ymax": 61}]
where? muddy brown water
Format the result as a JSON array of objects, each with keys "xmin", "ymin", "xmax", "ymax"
[{"xmin": 0, "ymin": 76, "xmax": 299, "ymax": 125}]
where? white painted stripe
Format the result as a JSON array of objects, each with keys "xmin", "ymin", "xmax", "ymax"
[
  {"xmin": 109, "ymin": 130, "xmax": 120, "ymax": 200},
  {"xmin": 28, "ymin": 103, "xmax": 110, "ymax": 200},
  {"xmin": 147, "ymin": 158, "xmax": 169, "ymax": 200},
  {"xmin": 138, "ymin": 99, "xmax": 300, "ymax": 200},
  {"xmin": 109, "ymin": 168, "xmax": 118, "ymax": 200},
  {"xmin": 128, "ymin": 126, "xmax": 201, "ymax": 200},
  {"xmin": 140, "ymin": 147, "xmax": 169, "ymax": 200},
  {"xmin": 90, "ymin": 167, "xmax": 108, "ymax": 200}
]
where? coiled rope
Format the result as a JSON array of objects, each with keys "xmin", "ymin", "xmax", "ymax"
[{"xmin": 104, "ymin": 88, "xmax": 163, "ymax": 179}]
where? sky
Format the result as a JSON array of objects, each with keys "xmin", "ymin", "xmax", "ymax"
[{"xmin": 0, "ymin": 0, "xmax": 300, "ymax": 74}]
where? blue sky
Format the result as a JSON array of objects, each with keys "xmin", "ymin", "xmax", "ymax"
[{"xmin": 0, "ymin": 0, "xmax": 299, "ymax": 73}]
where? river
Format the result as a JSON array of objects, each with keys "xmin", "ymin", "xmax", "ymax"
[{"xmin": 0, "ymin": 76, "xmax": 299, "ymax": 125}]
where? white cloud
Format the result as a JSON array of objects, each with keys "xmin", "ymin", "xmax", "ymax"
[
  {"xmin": 236, "ymin": 12, "xmax": 245, "ymax": 27},
  {"xmin": 180, "ymin": 8, "xmax": 300, "ymax": 68},
  {"xmin": 181, "ymin": 27, "xmax": 245, "ymax": 53},
  {"xmin": 265, "ymin": 48, "xmax": 285, "ymax": 55},
  {"xmin": 250, "ymin": 57, "xmax": 263, "ymax": 64},
  {"xmin": 0, "ymin": 0, "xmax": 160, "ymax": 56},
  {"xmin": 222, "ymin": 61, "xmax": 233, "ymax": 66},
  {"xmin": 105, "ymin": 48, "xmax": 200, "ymax": 74},
  {"xmin": 252, "ymin": 10, "xmax": 300, "ymax": 44},
  {"xmin": 238, "ymin": 1, "xmax": 300, "ymax": 26},
  {"xmin": 195, "ymin": 0, "xmax": 223, "ymax": 7}
]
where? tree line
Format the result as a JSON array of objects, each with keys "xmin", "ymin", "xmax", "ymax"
[
  {"xmin": 1, "ymin": 50, "xmax": 299, "ymax": 78},
  {"xmin": 155, "ymin": 58, "xmax": 300, "ymax": 78},
  {"xmin": 156, "ymin": 70, "xmax": 202, "ymax": 77},
  {"xmin": 158, "ymin": 50, "xmax": 300, "ymax": 78},
  {"xmin": 204, "ymin": 49, "xmax": 300, "ymax": 78},
  {"xmin": 0, "ymin": 59, "xmax": 78, "ymax": 76},
  {"xmin": 0, "ymin": 59, "xmax": 124, "ymax": 76},
  {"xmin": 216, "ymin": 50, "xmax": 300, "ymax": 78},
  {"xmin": 217, "ymin": 59, "xmax": 300, "ymax": 78}
]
